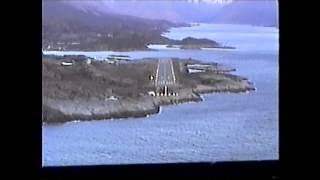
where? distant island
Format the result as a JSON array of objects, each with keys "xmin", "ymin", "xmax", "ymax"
[
  {"xmin": 166, "ymin": 37, "xmax": 235, "ymax": 50},
  {"xmin": 42, "ymin": 54, "xmax": 254, "ymax": 123}
]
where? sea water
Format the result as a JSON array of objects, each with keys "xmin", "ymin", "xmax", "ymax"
[{"xmin": 42, "ymin": 23, "xmax": 279, "ymax": 166}]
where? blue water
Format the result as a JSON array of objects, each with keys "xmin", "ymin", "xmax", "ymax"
[{"xmin": 42, "ymin": 23, "xmax": 279, "ymax": 166}]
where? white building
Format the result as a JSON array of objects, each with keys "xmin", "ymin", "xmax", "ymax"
[
  {"xmin": 148, "ymin": 91, "xmax": 155, "ymax": 96},
  {"xmin": 86, "ymin": 59, "xmax": 92, "ymax": 65},
  {"xmin": 61, "ymin": 62, "xmax": 73, "ymax": 66}
]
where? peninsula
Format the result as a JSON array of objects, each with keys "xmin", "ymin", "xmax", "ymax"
[{"xmin": 42, "ymin": 55, "xmax": 255, "ymax": 123}]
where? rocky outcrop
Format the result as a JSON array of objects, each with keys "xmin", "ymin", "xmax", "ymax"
[{"xmin": 42, "ymin": 97, "xmax": 160, "ymax": 123}]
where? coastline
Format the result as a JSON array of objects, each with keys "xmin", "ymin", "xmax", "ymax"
[
  {"xmin": 42, "ymin": 44, "xmax": 234, "ymax": 53},
  {"xmin": 42, "ymin": 57, "xmax": 255, "ymax": 124},
  {"xmin": 42, "ymin": 88, "xmax": 253, "ymax": 124}
]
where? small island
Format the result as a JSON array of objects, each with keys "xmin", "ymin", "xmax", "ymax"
[
  {"xmin": 167, "ymin": 37, "xmax": 235, "ymax": 50},
  {"xmin": 42, "ymin": 55, "xmax": 255, "ymax": 123}
]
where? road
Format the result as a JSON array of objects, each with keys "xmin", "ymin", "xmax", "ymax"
[{"xmin": 155, "ymin": 58, "xmax": 176, "ymax": 86}]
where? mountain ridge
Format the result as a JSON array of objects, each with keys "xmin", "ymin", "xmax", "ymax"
[{"xmin": 42, "ymin": 1, "xmax": 227, "ymax": 51}]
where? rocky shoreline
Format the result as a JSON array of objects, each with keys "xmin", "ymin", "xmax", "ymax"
[{"xmin": 42, "ymin": 56, "xmax": 255, "ymax": 123}]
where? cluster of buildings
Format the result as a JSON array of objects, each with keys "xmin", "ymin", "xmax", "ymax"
[
  {"xmin": 43, "ymin": 42, "xmax": 81, "ymax": 51},
  {"xmin": 148, "ymin": 85, "xmax": 179, "ymax": 97}
]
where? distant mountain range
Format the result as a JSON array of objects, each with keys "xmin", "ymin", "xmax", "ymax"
[
  {"xmin": 42, "ymin": 0, "xmax": 187, "ymax": 51},
  {"xmin": 63, "ymin": 0, "xmax": 278, "ymax": 27},
  {"xmin": 42, "ymin": 0, "xmax": 225, "ymax": 51},
  {"xmin": 209, "ymin": 0, "xmax": 278, "ymax": 27},
  {"xmin": 42, "ymin": 0, "xmax": 277, "ymax": 51}
]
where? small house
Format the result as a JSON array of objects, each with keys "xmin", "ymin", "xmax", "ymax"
[
  {"xmin": 86, "ymin": 59, "xmax": 92, "ymax": 65},
  {"xmin": 61, "ymin": 60, "xmax": 74, "ymax": 66},
  {"xmin": 148, "ymin": 91, "xmax": 156, "ymax": 96},
  {"xmin": 61, "ymin": 62, "xmax": 73, "ymax": 66},
  {"xmin": 106, "ymin": 96, "xmax": 118, "ymax": 101}
]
